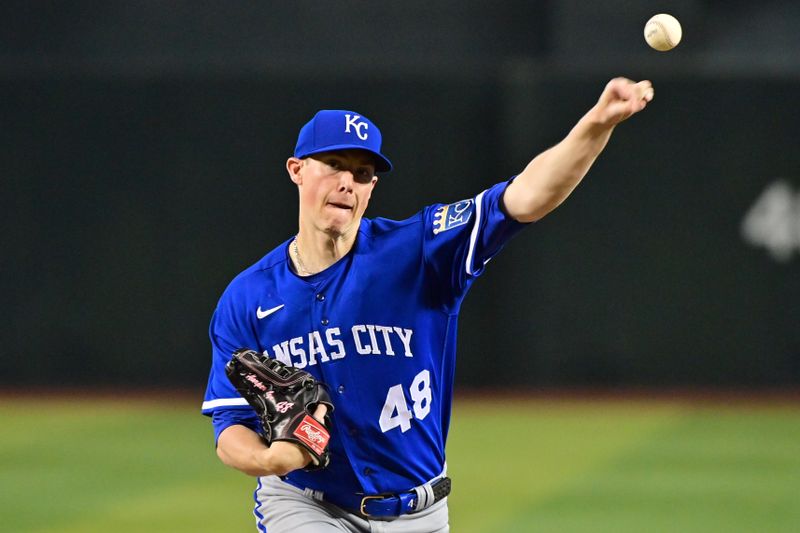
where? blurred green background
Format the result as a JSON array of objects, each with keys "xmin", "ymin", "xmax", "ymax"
[{"xmin": 2, "ymin": 395, "xmax": 798, "ymax": 532}]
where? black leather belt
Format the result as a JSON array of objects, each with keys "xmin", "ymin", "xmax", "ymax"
[{"xmin": 323, "ymin": 476, "xmax": 452, "ymax": 518}]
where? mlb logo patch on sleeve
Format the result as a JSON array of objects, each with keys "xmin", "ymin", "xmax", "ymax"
[{"xmin": 433, "ymin": 199, "xmax": 474, "ymax": 235}]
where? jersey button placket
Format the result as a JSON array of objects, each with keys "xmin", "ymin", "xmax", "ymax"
[{"xmin": 315, "ymin": 292, "xmax": 327, "ymax": 326}]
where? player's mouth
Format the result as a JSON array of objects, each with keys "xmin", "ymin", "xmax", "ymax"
[{"xmin": 327, "ymin": 201, "xmax": 354, "ymax": 211}]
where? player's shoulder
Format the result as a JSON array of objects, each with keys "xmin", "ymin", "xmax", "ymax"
[
  {"xmin": 219, "ymin": 240, "xmax": 290, "ymax": 299},
  {"xmin": 358, "ymin": 188, "xmax": 485, "ymax": 243},
  {"xmin": 362, "ymin": 210, "xmax": 424, "ymax": 236},
  {"xmin": 357, "ymin": 210, "xmax": 431, "ymax": 253}
]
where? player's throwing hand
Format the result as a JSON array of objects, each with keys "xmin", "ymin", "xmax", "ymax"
[{"xmin": 592, "ymin": 77, "xmax": 654, "ymax": 127}]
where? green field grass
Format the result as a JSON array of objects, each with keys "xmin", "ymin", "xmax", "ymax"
[{"xmin": 1, "ymin": 394, "xmax": 798, "ymax": 532}]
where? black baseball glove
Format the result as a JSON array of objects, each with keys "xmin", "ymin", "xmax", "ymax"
[{"xmin": 225, "ymin": 348, "xmax": 334, "ymax": 470}]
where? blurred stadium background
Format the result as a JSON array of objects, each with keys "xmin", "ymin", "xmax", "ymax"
[{"xmin": 2, "ymin": 1, "xmax": 799, "ymax": 531}]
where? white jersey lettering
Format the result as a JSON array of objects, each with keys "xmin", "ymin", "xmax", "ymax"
[
  {"xmin": 326, "ymin": 328, "xmax": 346, "ymax": 360},
  {"xmin": 393, "ymin": 327, "xmax": 414, "ymax": 357},
  {"xmin": 265, "ymin": 325, "xmax": 414, "ymax": 367},
  {"xmin": 374, "ymin": 325, "xmax": 395, "ymax": 355},
  {"xmin": 289, "ymin": 336, "xmax": 307, "ymax": 368},
  {"xmin": 307, "ymin": 330, "xmax": 329, "ymax": 365},
  {"xmin": 352, "ymin": 325, "xmax": 372, "ymax": 355},
  {"xmin": 365, "ymin": 325, "xmax": 380, "ymax": 354},
  {"xmin": 272, "ymin": 341, "xmax": 292, "ymax": 366}
]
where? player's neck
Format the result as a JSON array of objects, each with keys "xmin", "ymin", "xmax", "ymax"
[{"xmin": 292, "ymin": 229, "xmax": 356, "ymax": 276}]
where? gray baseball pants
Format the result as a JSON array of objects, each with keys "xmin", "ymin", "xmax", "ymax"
[{"xmin": 253, "ymin": 475, "xmax": 449, "ymax": 533}]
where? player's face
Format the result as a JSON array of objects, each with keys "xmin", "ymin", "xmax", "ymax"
[{"xmin": 290, "ymin": 149, "xmax": 378, "ymax": 237}]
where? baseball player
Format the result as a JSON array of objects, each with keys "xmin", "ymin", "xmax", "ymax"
[{"xmin": 202, "ymin": 77, "xmax": 654, "ymax": 532}]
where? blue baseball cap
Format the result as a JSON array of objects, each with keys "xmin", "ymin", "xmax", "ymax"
[{"xmin": 294, "ymin": 110, "xmax": 392, "ymax": 172}]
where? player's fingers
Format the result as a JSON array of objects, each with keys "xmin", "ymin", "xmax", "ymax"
[
  {"xmin": 634, "ymin": 80, "xmax": 654, "ymax": 102},
  {"xmin": 597, "ymin": 78, "xmax": 652, "ymax": 125},
  {"xmin": 606, "ymin": 78, "xmax": 653, "ymax": 103},
  {"xmin": 606, "ymin": 76, "xmax": 634, "ymax": 90},
  {"xmin": 628, "ymin": 93, "xmax": 649, "ymax": 115},
  {"xmin": 313, "ymin": 404, "xmax": 328, "ymax": 421},
  {"xmin": 605, "ymin": 95, "xmax": 648, "ymax": 124},
  {"xmin": 601, "ymin": 77, "xmax": 630, "ymax": 103}
]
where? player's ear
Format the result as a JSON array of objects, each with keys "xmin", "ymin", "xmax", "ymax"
[
  {"xmin": 365, "ymin": 176, "xmax": 378, "ymax": 201},
  {"xmin": 287, "ymin": 157, "xmax": 304, "ymax": 185}
]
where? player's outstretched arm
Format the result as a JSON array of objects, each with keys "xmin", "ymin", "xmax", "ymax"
[{"xmin": 503, "ymin": 78, "xmax": 654, "ymax": 223}]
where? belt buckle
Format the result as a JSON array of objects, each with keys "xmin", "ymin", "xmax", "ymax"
[{"xmin": 359, "ymin": 494, "xmax": 386, "ymax": 517}]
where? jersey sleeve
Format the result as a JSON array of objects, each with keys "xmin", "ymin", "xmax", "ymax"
[
  {"xmin": 211, "ymin": 409, "xmax": 261, "ymax": 445},
  {"xmin": 201, "ymin": 278, "xmax": 259, "ymax": 422},
  {"xmin": 423, "ymin": 178, "xmax": 529, "ymax": 305}
]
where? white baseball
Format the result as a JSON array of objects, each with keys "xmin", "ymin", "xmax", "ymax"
[{"xmin": 644, "ymin": 14, "xmax": 682, "ymax": 51}]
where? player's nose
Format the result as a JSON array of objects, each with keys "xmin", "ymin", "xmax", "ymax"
[{"xmin": 337, "ymin": 169, "xmax": 355, "ymax": 192}]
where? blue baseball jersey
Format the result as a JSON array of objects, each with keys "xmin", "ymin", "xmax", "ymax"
[{"xmin": 202, "ymin": 179, "xmax": 527, "ymax": 496}]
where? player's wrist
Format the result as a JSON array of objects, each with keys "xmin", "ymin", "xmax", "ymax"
[
  {"xmin": 257, "ymin": 447, "xmax": 290, "ymax": 476},
  {"xmin": 251, "ymin": 447, "xmax": 279, "ymax": 476},
  {"xmin": 582, "ymin": 105, "xmax": 617, "ymax": 132},
  {"xmin": 263, "ymin": 441, "xmax": 312, "ymax": 476}
]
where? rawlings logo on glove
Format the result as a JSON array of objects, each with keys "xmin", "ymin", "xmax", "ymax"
[
  {"xmin": 225, "ymin": 348, "xmax": 334, "ymax": 470},
  {"xmin": 294, "ymin": 415, "xmax": 329, "ymax": 455}
]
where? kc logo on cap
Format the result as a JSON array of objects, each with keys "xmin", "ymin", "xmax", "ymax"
[
  {"xmin": 294, "ymin": 109, "xmax": 393, "ymax": 172},
  {"xmin": 344, "ymin": 114, "xmax": 369, "ymax": 141}
]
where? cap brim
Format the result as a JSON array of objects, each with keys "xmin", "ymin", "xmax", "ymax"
[{"xmin": 299, "ymin": 144, "xmax": 392, "ymax": 173}]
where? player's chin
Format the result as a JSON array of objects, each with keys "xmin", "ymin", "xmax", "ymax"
[
  {"xmin": 324, "ymin": 206, "xmax": 356, "ymax": 226},
  {"xmin": 323, "ymin": 214, "xmax": 362, "ymax": 237}
]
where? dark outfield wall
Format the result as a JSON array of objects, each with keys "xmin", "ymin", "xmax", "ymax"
[{"xmin": 2, "ymin": 74, "xmax": 798, "ymax": 387}]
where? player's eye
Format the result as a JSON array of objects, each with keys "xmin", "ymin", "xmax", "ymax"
[
  {"xmin": 355, "ymin": 168, "xmax": 373, "ymax": 182},
  {"xmin": 327, "ymin": 159, "xmax": 341, "ymax": 170}
]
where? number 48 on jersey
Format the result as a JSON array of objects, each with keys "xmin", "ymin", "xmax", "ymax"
[{"xmin": 378, "ymin": 369, "xmax": 432, "ymax": 433}]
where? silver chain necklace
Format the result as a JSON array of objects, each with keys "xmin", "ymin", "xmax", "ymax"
[{"xmin": 292, "ymin": 238, "xmax": 313, "ymax": 276}]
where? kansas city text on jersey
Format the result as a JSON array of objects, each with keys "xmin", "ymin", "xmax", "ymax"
[{"xmin": 265, "ymin": 324, "xmax": 414, "ymax": 368}]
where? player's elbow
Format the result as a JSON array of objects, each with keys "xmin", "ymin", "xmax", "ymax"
[
  {"xmin": 503, "ymin": 178, "xmax": 560, "ymax": 223},
  {"xmin": 215, "ymin": 433, "xmax": 253, "ymax": 473},
  {"xmin": 215, "ymin": 444, "xmax": 228, "ymax": 464},
  {"xmin": 504, "ymin": 194, "xmax": 557, "ymax": 223},
  {"xmin": 215, "ymin": 443, "xmax": 239, "ymax": 470}
]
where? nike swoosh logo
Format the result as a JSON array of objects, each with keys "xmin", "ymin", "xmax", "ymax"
[{"xmin": 256, "ymin": 304, "xmax": 285, "ymax": 320}]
